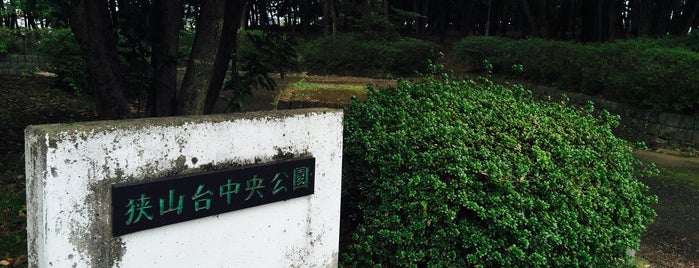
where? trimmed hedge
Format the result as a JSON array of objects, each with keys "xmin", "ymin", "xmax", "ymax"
[
  {"xmin": 298, "ymin": 33, "xmax": 438, "ymax": 77},
  {"xmin": 454, "ymin": 36, "xmax": 699, "ymax": 114},
  {"xmin": 342, "ymin": 74, "xmax": 656, "ymax": 267}
]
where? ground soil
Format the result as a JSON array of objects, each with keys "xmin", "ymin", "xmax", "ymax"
[
  {"xmin": 1, "ymin": 74, "xmax": 698, "ymax": 267},
  {"xmin": 635, "ymin": 150, "xmax": 699, "ymax": 268}
]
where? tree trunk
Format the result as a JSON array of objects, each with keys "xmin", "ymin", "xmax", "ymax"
[
  {"xmin": 321, "ymin": 0, "xmax": 336, "ymax": 37},
  {"xmin": 299, "ymin": 0, "xmax": 312, "ymax": 32},
  {"xmin": 607, "ymin": 0, "xmax": 621, "ymax": 40},
  {"xmin": 203, "ymin": 0, "xmax": 247, "ymax": 114},
  {"xmin": 322, "ymin": 0, "xmax": 331, "ymax": 35},
  {"xmin": 521, "ymin": 0, "xmax": 541, "ymax": 37},
  {"xmin": 557, "ymin": 0, "xmax": 572, "ymax": 39},
  {"xmin": 669, "ymin": 0, "xmax": 699, "ymax": 35},
  {"xmin": 580, "ymin": 0, "xmax": 599, "ymax": 41},
  {"xmin": 653, "ymin": 0, "xmax": 672, "ymax": 35},
  {"xmin": 685, "ymin": 0, "xmax": 699, "ymax": 34},
  {"xmin": 0, "ymin": 0, "xmax": 4, "ymax": 28},
  {"xmin": 149, "ymin": 0, "xmax": 183, "ymax": 117},
  {"xmin": 177, "ymin": 0, "xmax": 226, "ymax": 115},
  {"xmin": 62, "ymin": 0, "xmax": 132, "ymax": 119}
]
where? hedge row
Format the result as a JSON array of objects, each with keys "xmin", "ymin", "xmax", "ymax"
[
  {"xmin": 342, "ymin": 74, "xmax": 657, "ymax": 267},
  {"xmin": 454, "ymin": 36, "xmax": 699, "ymax": 114},
  {"xmin": 297, "ymin": 33, "xmax": 439, "ymax": 77}
]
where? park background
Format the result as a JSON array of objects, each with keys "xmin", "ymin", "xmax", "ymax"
[{"xmin": 1, "ymin": 0, "xmax": 699, "ymax": 267}]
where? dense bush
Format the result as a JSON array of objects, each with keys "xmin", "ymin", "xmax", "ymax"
[
  {"xmin": 342, "ymin": 74, "xmax": 656, "ymax": 267},
  {"xmin": 298, "ymin": 33, "xmax": 438, "ymax": 77},
  {"xmin": 453, "ymin": 36, "xmax": 699, "ymax": 113},
  {"xmin": 0, "ymin": 28, "xmax": 48, "ymax": 55},
  {"xmin": 36, "ymin": 28, "xmax": 89, "ymax": 95}
]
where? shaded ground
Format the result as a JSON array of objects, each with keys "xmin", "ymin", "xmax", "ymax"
[
  {"xmin": 0, "ymin": 75, "xmax": 97, "ymax": 267},
  {"xmin": 275, "ymin": 74, "xmax": 395, "ymax": 109},
  {"xmin": 1, "ymin": 74, "xmax": 698, "ymax": 267},
  {"xmin": 635, "ymin": 150, "xmax": 699, "ymax": 268}
]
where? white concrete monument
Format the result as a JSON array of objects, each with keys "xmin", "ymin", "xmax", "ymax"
[{"xmin": 25, "ymin": 108, "xmax": 343, "ymax": 267}]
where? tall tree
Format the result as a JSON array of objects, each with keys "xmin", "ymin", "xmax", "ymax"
[
  {"xmin": 176, "ymin": 0, "xmax": 226, "ymax": 115},
  {"xmin": 204, "ymin": 0, "xmax": 248, "ymax": 114},
  {"xmin": 149, "ymin": 0, "xmax": 183, "ymax": 117},
  {"xmin": 61, "ymin": 0, "xmax": 132, "ymax": 118},
  {"xmin": 62, "ymin": 0, "xmax": 252, "ymax": 118}
]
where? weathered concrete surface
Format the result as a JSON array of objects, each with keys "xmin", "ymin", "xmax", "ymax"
[{"xmin": 25, "ymin": 108, "xmax": 343, "ymax": 267}]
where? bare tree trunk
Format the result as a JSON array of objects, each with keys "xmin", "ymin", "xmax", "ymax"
[
  {"xmin": 322, "ymin": 0, "xmax": 336, "ymax": 37},
  {"xmin": 177, "ymin": 0, "xmax": 226, "ymax": 115},
  {"xmin": 62, "ymin": 0, "xmax": 132, "ymax": 119},
  {"xmin": 149, "ymin": 0, "xmax": 183, "ymax": 117},
  {"xmin": 383, "ymin": 0, "xmax": 389, "ymax": 17},
  {"xmin": 669, "ymin": 0, "xmax": 699, "ymax": 35},
  {"xmin": 0, "ymin": 1, "xmax": 5, "ymax": 28},
  {"xmin": 607, "ymin": 0, "xmax": 620, "ymax": 40},
  {"xmin": 653, "ymin": 0, "xmax": 672, "ymax": 35},
  {"xmin": 204, "ymin": 0, "xmax": 247, "ymax": 114},
  {"xmin": 580, "ymin": 0, "xmax": 599, "ymax": 41},
  {"xmin": 521, "ymin": 0, "xmax": 541, "ymax": 37}
]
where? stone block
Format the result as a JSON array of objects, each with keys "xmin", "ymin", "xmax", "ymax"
[
  {"xmin": 657, "ymin": 126, "xmax": 682, "ymax": 140},
  {"xmin": 679, "ymin": 115, "xmax": 696, "ymax": 130},
  {"xmin": 659, "ymin": 112, "xmax": 682, "ymax": 128},
  {"xmin": 25, "ymin": 109, "xmax": 343, "ymax": 267}
]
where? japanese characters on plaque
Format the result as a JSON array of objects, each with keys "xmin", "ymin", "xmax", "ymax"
[{"xmin": 111, "ymin": 157, "xmax": 315, "ymax": 236}]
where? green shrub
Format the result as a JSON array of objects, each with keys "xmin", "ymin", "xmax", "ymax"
[
  {"xmin": 36, "ymin": 28, "xmax": 89, "ymax": 95},
  {"xmin": 453, "ymin": 36, "xmax": 511, "ymax": 72},
  {"xmin": 0, "ymin": 28, "xmax": 50, "ymax": 55},
  {"xmin": 178, "ymin": 29, "xmax": 196, "ymax": 64},
  {"xmin": 224, "ymin": 30, "xmax": 299, "ymax": 110},
  {"xmin": 453, "ymin": 37, "xmax": 699, "ymax": 113},
  {"xmin": 298, "ymin": 33, "xmax": 438, "ymax": 77},
  {"xmin": 686, "ymin": 30, "xmax": 699, "ymax": 52},
  {"xmin": 0, "ymin": 28, "xmax": 26, "ymax": 54},
  {"xmin": 342, "ymin": 74, "xmax": 656, "ymax": 267}
]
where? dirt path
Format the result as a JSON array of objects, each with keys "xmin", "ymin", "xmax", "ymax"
[
  {"xmin": 634, "ymin": 150, "xmax": 699, "ymax": 267},
  {"xmin": 635, "ymin": 150, "xmax": 699, "ymax": 172}
]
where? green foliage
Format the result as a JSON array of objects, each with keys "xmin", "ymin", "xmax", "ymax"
[
  {"xmin": 36, "ymin": 28, "xmax": 89, "ymax": 95},
  {"xmin": 356, "ymin": 11, "xmax": 399, "ymax": 41},
  {"xmin": 0, "ymin": 28, "xmax": 50, "ymax": 55},
  {"xmin": 178, "ymin": 30, "xmax": 196, "ymax": 65},
  {"xmin": 342, "ymin": 73, "xmax": 657, "ymax": 267},
  {"xmin": 684, "ymin": 30, "xmax": 699, "ymax": 52},
  {"xmin": 454, "ymin": 36, "xmax": 699, "ymax": 113},
  {"xmin": 299, "ymin": 33, "xmax": 438, "ymax": 77},
  {"xmin": 223, "ymin": 30, "xmax": 299, "ymax": 111},
  {"xmin": 0, "ymin": 155, "xmax": 27, "ymax": 264}
]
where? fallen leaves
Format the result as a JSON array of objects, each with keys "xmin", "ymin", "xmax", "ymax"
[{"xmin": 0, "ymin": 255, "xmax": 26, "ymax": 267}]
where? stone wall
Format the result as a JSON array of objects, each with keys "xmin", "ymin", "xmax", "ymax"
[
  {"xmin": 531, "ymin": 87, "xmax": 699, "ymax": 149},
  {"xmin": 0, "ymin": 54, "xmax": 51, "ymax": 75}
]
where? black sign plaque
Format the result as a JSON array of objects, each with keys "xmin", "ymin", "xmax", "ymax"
[{"xmin": 112, "ymin": 157, "xmax": 315, "ymax": 236}]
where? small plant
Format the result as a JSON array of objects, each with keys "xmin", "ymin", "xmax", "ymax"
[
  {"xmin": 512, "ymin": 63, "xmax": 524, "ymax": 73},
  {"xmin": 483, "ymin": 59, "xmax": 493, "ymax": 76},
  {"xmin": 0, "ymin": 42, "xmax": 7, "ymax": 56}
]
